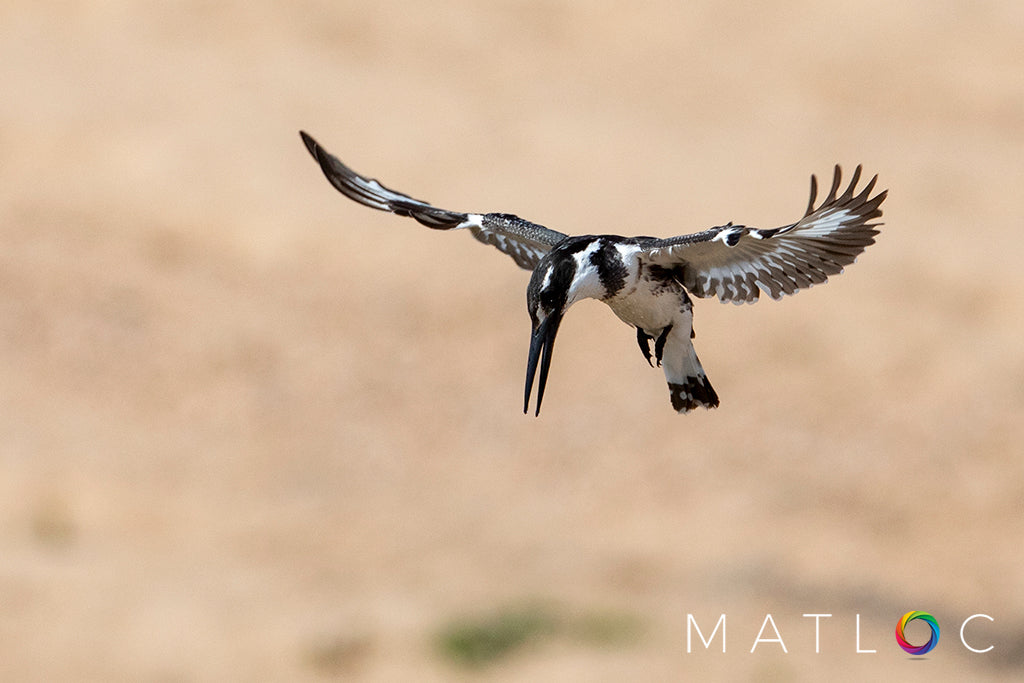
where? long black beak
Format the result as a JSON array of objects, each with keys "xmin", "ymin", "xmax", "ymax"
[{"xmin": 524, "ymin": 313, "xmax": 563, "ymax": 416}]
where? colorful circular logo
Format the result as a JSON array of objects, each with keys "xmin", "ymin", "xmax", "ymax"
[{"xmin": 895, "ymin": 611, "xmax": 940, "ymax": 655}]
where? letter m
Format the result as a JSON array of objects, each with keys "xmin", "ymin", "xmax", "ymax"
[{"xmin": 687, "ymin": 614, "xmax": 726, "ymax": 653}]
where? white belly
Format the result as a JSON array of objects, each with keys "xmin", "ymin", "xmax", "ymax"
[{"xmin": 607, "ymin": 281, "xmax": 688, "ymax": 333}]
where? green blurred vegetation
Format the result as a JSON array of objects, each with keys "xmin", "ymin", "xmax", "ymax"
[{"xmin": 435, "ymin": 602, "xmax": 643, "ymax": 668}]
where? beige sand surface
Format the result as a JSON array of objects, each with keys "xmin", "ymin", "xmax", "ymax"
[{"xmin": 1, "ymin": 1, "xmax": 1022, "ymax": 680}]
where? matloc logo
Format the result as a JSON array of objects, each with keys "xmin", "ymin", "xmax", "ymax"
[{"xmin": 686, "ymin": 612, "xmax": 994, "ymax": 655}]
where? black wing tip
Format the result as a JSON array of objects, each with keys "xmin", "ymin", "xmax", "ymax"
[
  {"xmin": 805, "ymin": 173, "xmax": 819, "ymax": 216},
  {"xmin": 298, "ymin": 131, "xmax": 366, "ymax": 195},
  {"xmin": 806, "ymin": 164, "xmax": 887, "ymax": 216},
  {"xmin": 299, "ymin": 130, "xmax": 319, "ymax": 158},
  {"xmin": 299, "ymin": 130, "xmax": 343, "ymax": 180}
]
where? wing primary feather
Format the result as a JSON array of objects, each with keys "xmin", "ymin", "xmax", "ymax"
[
  {"xmin": 637, "ymin": 163, "xmax": 885, "ymax": 304},
  {"xmin": 300, "ymin": 131, "xmax": 568, "ymax": 270},
  {"xmin": 839, "ymin": 165, "xmax": 862, "ymax": 203},
  {"xmin": 823, "ymin": 165, "xmax": 843, "ymax": 205},
  {"xmin": 855, "ymin": 175, "xmax": 878, "ymax": 204},
  {"xmin": 804, "ymin": 173, "xmax": 819, "ymax": 218}
]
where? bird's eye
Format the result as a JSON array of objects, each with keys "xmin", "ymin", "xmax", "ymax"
[{"xmin": 539, "ymin": 289, "xmax": 560, "ymax": 312}]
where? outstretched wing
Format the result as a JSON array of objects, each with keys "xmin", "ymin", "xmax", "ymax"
[
  {"xmin": 300, "ymin": 131, "xmax": 567, "ymax": 270},
  {"xmin": 641, "ymin": 165, "xmax": 886, "ymax": 303}
]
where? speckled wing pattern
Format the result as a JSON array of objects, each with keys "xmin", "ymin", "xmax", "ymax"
[
  {"xmin": 641, "ymin": 166, "xmax": 887, "ymax": 303},
  {"xmin": 300, "ymin": 132, "xmax": 567, "ymax": 270}
]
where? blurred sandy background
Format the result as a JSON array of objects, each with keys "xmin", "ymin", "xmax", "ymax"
[{"xmin": 1, "ymin": 1, "xmax": 1023, "ymax": 680}]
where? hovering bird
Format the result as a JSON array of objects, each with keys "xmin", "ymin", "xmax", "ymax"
[{"xmin": 300, "ymin": 131, "xmax": 886, "ymax": 416}]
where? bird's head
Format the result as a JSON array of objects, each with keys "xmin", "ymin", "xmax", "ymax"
[{"xmin": 524, "ymin": 239, "xmax": 611, "ymax": 416}]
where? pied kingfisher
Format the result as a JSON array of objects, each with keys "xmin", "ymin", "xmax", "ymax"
[{"xmin": 300, "ymin": 131, "xmax": 886, "ymax": 415}]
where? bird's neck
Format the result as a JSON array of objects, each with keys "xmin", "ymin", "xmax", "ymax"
[{"xmin": 567, "ymin": 238, "xmax": 636, "ymax": 303}]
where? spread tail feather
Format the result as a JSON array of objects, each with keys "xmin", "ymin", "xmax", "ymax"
[
  {"xmin": 668, "ymin": 375, "xmax": 719, "ymax": 413},
  {"xmin": 662, "ymin": 328, "xmax": 719, "ymax": 413}
]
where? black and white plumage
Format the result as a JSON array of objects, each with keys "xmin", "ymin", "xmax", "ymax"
[{"xmin": 300, "ymin": 131, "xmax": 886, "ymax": 415}]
